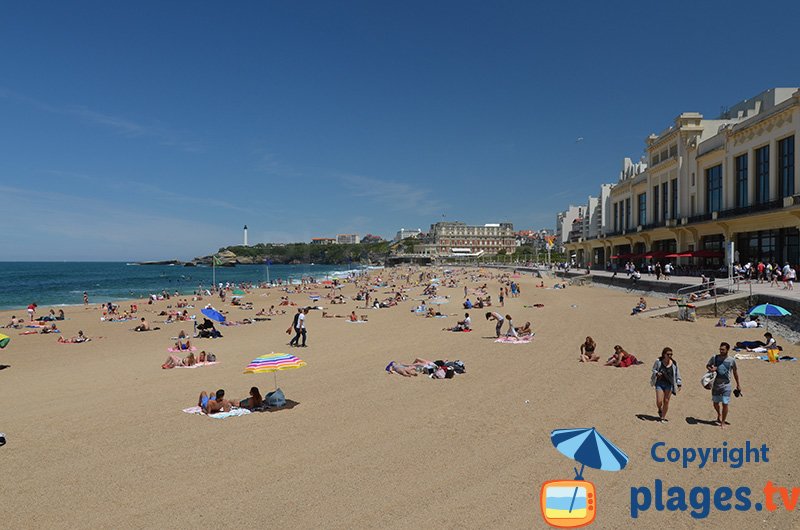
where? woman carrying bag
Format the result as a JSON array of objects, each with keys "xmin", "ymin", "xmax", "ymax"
[{"xmin": 651, "ymin": 347, "xmax": 682, "ymax": 422}]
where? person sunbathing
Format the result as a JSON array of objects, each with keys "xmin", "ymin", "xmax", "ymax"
[
  {"xmin": 605, "ymin": 345, "xmax": 639, "ymax": 367},
  {"xmin": 173, "ymin": 338, "xmax": 192, "ymax": 351},
  {"xmin": 738, "ymin": 333, "xmax": 779, "ymax": 353},
  {"xmin": 515, "ymin": 321, "xmax": 532, "ymax": 337},
  {"xmin": 385, "ymin": 358, "xmax": 434, "ymax": 377},
  {"xmin": 58, "ymin": 330, "xmax": 90, "ymax": 343},
  {"xmin": 40, "ymin": 323, "xmax": 59, "ymax": 334},
  {"xmin": 349, "ymin": 311, "xmax": 359, "ymax": 322},
  {"xmin": 580, "ymin": 336, "xmax": 599, "ymax": 362},
  {"xmin": 198, "ymin": 389, "xmax": 233, "ymax": 414},
  {"xmin": 134, "ymin": 318, "xmax": 151, "ymax": 332},
  {"xmin": 237, "ymin": 386, "xmax": 263, "ymax": 410},
  {"xmin": 162, "ymin": 351, "xmax": 196, "ymax": 369}
]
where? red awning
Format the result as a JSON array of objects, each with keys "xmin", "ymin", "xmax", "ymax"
[{"xmin": 665, "ymin": 252, "xmax": 692, "ymax": 258}]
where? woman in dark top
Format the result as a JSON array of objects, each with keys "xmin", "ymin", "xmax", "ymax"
[
  {"xmin": 650, "ymin": 347, "xmax": 682, "ymax": 422},
  {"xmin": 580, "ymin": 336, "xmax": 599, "ymax": 362}
]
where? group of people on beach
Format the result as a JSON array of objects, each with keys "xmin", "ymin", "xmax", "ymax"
[{"xmin": 579, "ymin": 336, "xmax": 741, "ymax": 426}]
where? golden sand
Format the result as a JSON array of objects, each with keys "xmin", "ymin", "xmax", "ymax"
[{"xmin": 0, "ymin": 267, "xmax": 797, "ymax": 528}]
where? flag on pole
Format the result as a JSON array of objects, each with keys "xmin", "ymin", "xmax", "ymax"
[{"xmin": 213, "ymin": 255, "xmax": 223, "ymax": 266}]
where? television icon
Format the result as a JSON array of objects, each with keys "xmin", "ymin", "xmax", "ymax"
[{"xmin": 540, "ymin": 480, "xmax": 596, "ymax": 528}]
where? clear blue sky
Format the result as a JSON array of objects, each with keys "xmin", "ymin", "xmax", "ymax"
[{"xmin": 2, "ymin": 1, "xmax": 798, "ymax": 260}]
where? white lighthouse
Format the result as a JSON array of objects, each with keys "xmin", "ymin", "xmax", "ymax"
[{"xmin": 243, "ymin": 225, "xmax": 248, "ymax": 246}]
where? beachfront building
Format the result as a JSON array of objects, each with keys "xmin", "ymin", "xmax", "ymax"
[
  {"xmin": 556, "ymin": 206, "xmax": 584, "ymax": 252},
  {"xmin": 310, "ymin": 237, "xmax": 337, "ymax": 245},
  {"xmin": 564, "ymin": 88, "xmax": 800, "ymax": 270},
  {"xmin": 418, "ymin": 221, "xmax": 516, "ymax": 256},
  {"xmin": 393, "ymin": 228, "xmax": 422, "ymax": 242},
  {"xmin": 336, "ymin": 234, "xmax": 359, "ymax": 245}
]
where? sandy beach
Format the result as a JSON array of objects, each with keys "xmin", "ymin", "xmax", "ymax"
[{"xmin": 1, "ymin": 267, "xmax": 798, "ymax": 529}]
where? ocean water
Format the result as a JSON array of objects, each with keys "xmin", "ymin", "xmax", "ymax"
[{"xmin": 0, "ymin": 262, "xmax": 364, "ymax": 311}]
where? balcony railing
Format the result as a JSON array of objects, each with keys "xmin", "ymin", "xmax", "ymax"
[
  {"xmin": 686, "ymin": 213, "xmax": 713, "ymax": 224},
  {"xmin": 716, "ymin": 198, "xmax": 784, "ymax": 219}
]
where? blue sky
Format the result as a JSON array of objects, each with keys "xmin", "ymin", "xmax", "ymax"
[{"xmin": 1, "ymin": 1, "xmax": 798, "ymax": 260}]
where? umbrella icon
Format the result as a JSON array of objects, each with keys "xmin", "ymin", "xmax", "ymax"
[
  {"xmin": 244, "ymin": 352, "xmax": 306, "ymax": 390},
  {"xmin": 542, "ymin": 427, "xmax": 628, "ymax": 524},
  {"xmin": 201, "ymin": 307, "xmax": 226, "ymax": 323},
  {"xmin": 747, "ymin": 303, "xmax": 791, "ymax": 332}
]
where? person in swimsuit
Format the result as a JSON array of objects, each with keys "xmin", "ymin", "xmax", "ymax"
[
  {"xmin": 238, "ymin": 387, "xmax": 263, "ymax": 410},
  {"xmin": 651, "ymin": 347, "xmax": 681, "ymax": 422},
  {"xmin": 198, "ymin": 389, "xmax": 232, "ymax": 414},
  {"xmin": 579, "ymin": 336, "xmax": 599, "ymax": 362}
]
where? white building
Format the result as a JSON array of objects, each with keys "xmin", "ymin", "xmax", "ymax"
[
  {"xmin": 394, "ymin": 228, "xmax": 422, "ymax": 242},
  {"xmin": 555, "ymin": 206, "xmax": 584, "ymax": 248},
  {"xmin": 336, "ymin": 234, "xmax": 359, "ymax": 245}
]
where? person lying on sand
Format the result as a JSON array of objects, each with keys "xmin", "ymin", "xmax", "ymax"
[
  {"xmin": 198, "ymin": 389, "xmax": 233, "ymax": 414},
  {"xmin": 162, "ymin": 351, "xmax": 196, "ymax": 369},
  {"xmin": 58, "ymin": 330, "xmax": 90, "ymax": 343},
  {"xmin": 605, "ymin": 345, "xmax": 639, "ymax": 367},
  {"xmin": 385, "ymin": 358, "xmax": 434, "ymax": 377},
  {"xmin": 173, "ymin": 338, "xmax": 192, "ymax": 351},
  {"xmin": 40, "ymin": 323, "xmax": 59, "ymax": 334}
]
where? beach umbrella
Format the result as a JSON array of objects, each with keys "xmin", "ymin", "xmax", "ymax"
[
  {"xmin": 0, "ymin": 333, "xmax": 9, "ymax": 349},
  {"xmin": 244, "ymin": 352, "xmax": 306, "ymax": 389},
  {"xmin": 550, "ymin": 427, "xmax": 629, "ymax": 514},
  {"xmin": 201, "ymin": 307, "xmax": 226, "ymax": 323},
  {"xmin": 748, "ymin": 303, "xmax": 791, "ymax": 331},
  {"xmin": 232, "ymin": 289, "xmax": 246, "ymax": 296},
  {"xmin": 551, "ymin": 427, "xmax": 629, "ymax": 478}
]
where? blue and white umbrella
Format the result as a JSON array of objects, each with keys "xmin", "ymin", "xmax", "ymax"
[
  {"xmin": 550, "ymin": 427, "xmax": 629, "ymax": 514},
  {"xmin": 747, "ymin": 303, "xmax": 791, "ymax": 331},
  {"xmin": 551, "ymin": 427, "xmax": 629, "ymax": 478}
]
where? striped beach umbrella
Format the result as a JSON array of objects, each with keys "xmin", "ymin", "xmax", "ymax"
[
  {"xmin": 748, "ymin": 303, "xmax": 791, "ymax": 331},
  {"xmin": 0, "ymin": 333, "xmax": 9, "ymax": 349},
  {"xmin": 551, "ymin": 427, "xmax": 629, "ymax": 477},
  {"xmin": 244, "ymin": 352, "xmax": 306, "ymax": 389},
  {"xmin": 550, "ymin": 427, "xmax": 629, "ymax": 515}
]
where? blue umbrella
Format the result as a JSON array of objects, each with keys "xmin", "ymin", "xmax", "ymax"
[
  {"xmin": 201, "ymin": 308, "xmax": 226, "ymax": 323},
  {"xmin": 748, "ymin": 303, "xmax": 791, "ymax": 317},
  {"xmin": 747, "ymin": 303, "xmax": 791, "ymax": 332},
  {"xmin": 550, "ymin": 427, "xmax": 629, "ymax": 513}
]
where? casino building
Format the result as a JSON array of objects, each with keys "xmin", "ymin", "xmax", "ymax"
[{"xmin": 565, "ymin": 88, "xmax": 799, "ymax": 269}]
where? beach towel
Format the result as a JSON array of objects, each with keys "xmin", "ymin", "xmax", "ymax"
[
  {"xmin": 175, "ymin": 361, "xmax": 218, "ymax": 369},
  {"xmin": 182, "ymin": 406, "xmax": 251, "ymax": 419},
  {"xmin": 167, "ymin": 346, "xmax": 198, "ymax": 353},
  {"xmin": 345, "ymin": 320, "xmax": 367, "ymax": 324},
  {"xmin": 19, "ymin": 331, "xmax": 39, "ymax": 335},
  {"xmin": 495, "ymin": 336, "xmax": 533, "ymax": 344}
]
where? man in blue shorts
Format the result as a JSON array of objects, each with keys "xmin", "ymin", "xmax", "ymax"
[{"xmin": 706, "ymin": 342, "xmax": 741, "ymax": 429}]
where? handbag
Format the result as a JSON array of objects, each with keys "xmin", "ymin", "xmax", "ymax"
[{"xmin": 701, "ymin": 371, "xmax": 716, "ymax": 390}]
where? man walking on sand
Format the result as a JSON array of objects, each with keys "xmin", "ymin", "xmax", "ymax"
[
  {"xmin": 706, "ymin": 342, "xmax": 741, "ymax": 429},
  {"xmin": 288, "ymin": 308, "xmax": 303, "ymax": 347}
]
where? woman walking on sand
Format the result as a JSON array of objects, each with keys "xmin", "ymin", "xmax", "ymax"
[{"xmin": 651, "ymin": 347, "xmax": 681, "ymax": 422}]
